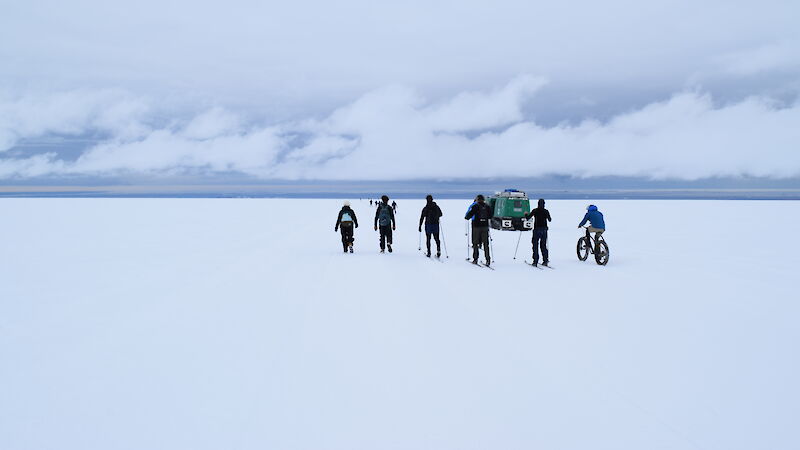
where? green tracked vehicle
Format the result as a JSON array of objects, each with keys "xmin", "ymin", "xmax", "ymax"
[{"xmin": 488, "ymin": 189, "xmax": 532, "ymax": 231}]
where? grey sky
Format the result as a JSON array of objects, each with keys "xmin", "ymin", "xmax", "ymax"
[{"xmin": 1, "ymin": 0, "xmax": 798, "ymax": 180}]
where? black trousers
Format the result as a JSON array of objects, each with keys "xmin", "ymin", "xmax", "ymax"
[
  {"xmin": 471, "ymin": 225, "xmax": 490, "ymax": 262},
  {"xmin": 379, "ymin": 225, "xmax": 393, "ymax": 249},
  {"xmin": 532, "ymin": 228, "xmax": 549, "ymax": 263},
  {"xmin": 340, "ymin": 223, "xmax": 354, "ymax": 250}
]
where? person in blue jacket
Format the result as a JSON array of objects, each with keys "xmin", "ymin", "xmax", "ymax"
[
  {"xmin": 578, "ymin": 204, "xmax": 605, "ymax": 246},
  {"xmin": 465, "ymin": 195, "xmax": 494, "ymax": 265}
]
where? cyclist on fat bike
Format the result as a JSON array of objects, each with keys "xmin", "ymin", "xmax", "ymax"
[{"xmin": 578, "ymin": 204, "xmax": 605, "ymax": 244}]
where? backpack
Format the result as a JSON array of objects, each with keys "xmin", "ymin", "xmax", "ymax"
[
  {"xmin": 423, "ymin": 203, "xmax": 441, "ymax": 224},
  {"xmin": 378, "ymin": 204, "xmax": 392, "ymax": 226},
  {"xmin": 475, "ymin": 203, "xmax": 491, "ymax": 222},
  {"xmin": 341, "ymin": 211, "xmax": 354, "ymax": 225}
]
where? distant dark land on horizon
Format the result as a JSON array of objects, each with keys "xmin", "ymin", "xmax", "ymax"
[{"xmin": 2, "ymin": 176, "xmax": 800, "ymax": 200}]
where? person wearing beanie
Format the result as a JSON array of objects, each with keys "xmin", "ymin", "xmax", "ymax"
[
  {"xmin": 524, "ymin": 198, "xmax": 552, "ymax": 266},
  {"xmin": 374, "ymin": 195, "xmax": 396, "ymax": 253},
  {"xmin": 335, "ymin": 200, "xmax": 358, "ymax": 253},
  {"xmin": 418, "ymin": 194, "xmax": 443, "ymax": 257}
]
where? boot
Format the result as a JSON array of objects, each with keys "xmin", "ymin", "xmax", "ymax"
[
  {"xmin": 349, "ymin": 244, "xmax": 354, "ymax": 253},
  {"xmin": 387, "ymin": 244, "xmax": 393, "ymax": 253}
]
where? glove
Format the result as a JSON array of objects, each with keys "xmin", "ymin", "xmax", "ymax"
[
  {"xmin": 374, "ymin": 226, "xmax": 378, "ymax": 231},
  {"xmin": 418, "ymin": 226, "xmax": 422, "ymax": 232},
  {"xmin": 355, "ymin": 224, "xmax": 358, "ymax": 228},
  {"xmin": 335, "ymin": 227, "xmax": 338, "ymax": 232},
  {"xmin": 392, "ymin": 225, "xmax": 396, "ymax": 230}
]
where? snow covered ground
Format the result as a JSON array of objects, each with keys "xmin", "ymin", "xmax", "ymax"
[{"xmin": 1, "ymin": 198, "xmax": 797, "ymax": 450}]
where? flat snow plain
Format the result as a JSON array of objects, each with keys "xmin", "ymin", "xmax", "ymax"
[{"xmin": 1, "ymin": 198, "xmax": 798, "ymax": 450}]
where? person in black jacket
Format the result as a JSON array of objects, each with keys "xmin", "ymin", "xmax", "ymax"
[
  {"xmin": 335, "ymin": 201, "xmax": 359, "ymax": 253},
  {"xmin": 374, "ymin": 195, "xmax": 396, "ymax": 253},
  {"xmin": 418, "ymin": 194, "xmax": 443, "ymax": 257},
  {"xmin": 465, "ymin": 194, "xmax": 493, "ymax": 265},
  {"xmin": 523, "ymin": 198, "xmax": 552, "ymax": 266}
]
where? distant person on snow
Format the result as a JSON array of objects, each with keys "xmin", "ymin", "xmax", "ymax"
[
  {"xmin": 465, "ymin": 194, "xmax": 493, "ymax": 265},
  {"xmin": 418, "ymin": 194, "xmax": 443, "ymax": 258},
  {"xmin": 391, "ymin": 200, "xmax": 397, "ymax": 213},
  {"xmin": 524, "ymin": 198, "xmax": 552, "ymax": 266},
  {"xmin": 335, "ymin": 201, "xmax": 359, "ymax": 253},
  {"xmin": 374, "ymin": 195, "xmax": 396, "ymax": 253},
  {"xmin": 578, "ymin": 204, "xmax": 606, "ymax": 248},
  {"xmin": 369, "ymin": 199, "xmax": 373, "ymax": 206}
]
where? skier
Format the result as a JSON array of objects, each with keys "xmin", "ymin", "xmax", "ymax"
[
  {"xmin": 391, "ymin": 200, "xmax": 397, "ymax": 213},
  {"xmin": 335, "ymin": 201, "xmax": 359, "ymax": 253},
  {"xmin": 465, "ymin": 194, "xmax": 493, "ymax": 265},
  {"xmin": 578, "ymin": 204, "xmax": 606, "ymax": 251},
  {"xmin": 523, "ymin": 198, "xmax": 552, "ymax": 266},
  {"xmin": 418, "ymin": 194, "xmax": 443, "ymax": 257},
  {"xmin": 369, "ymin": 199, "xmax": 373, "ymax": 206},
  {"xmin": 374, "ymin": 195, "xmax": 396, "ymax": 253}
]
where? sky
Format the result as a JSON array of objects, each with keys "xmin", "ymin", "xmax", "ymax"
[{"xmin": 1, "ymin": 0, "xmax": 799, "ymax": 182}]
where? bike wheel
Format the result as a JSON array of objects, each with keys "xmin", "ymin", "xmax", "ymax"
[
  {"xmin": 576, "ymin": 237, "xmax": 589, "ymax": 261},
  {"xmin": 594, "ymin": 240, "xmax": 609, "ymax": 265}
]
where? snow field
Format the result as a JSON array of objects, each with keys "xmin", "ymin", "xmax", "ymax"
[{"xmin": 0, "ymin": 198, "xmax": 798, "ymax": 450}]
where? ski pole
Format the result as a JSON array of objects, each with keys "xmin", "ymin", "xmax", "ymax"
[
  {"xmin": 465, "ymin": 220, "xmax": 470, "ymax": 260},
  {"xmin": 418, "ymin": 228, "xmax": 422, "ymax": 251},
  {"xmin": 513, "ymin": 230, "xmax": 522, "ymax": 260},
  {"xmin": 488, "ymin": 228, "xmax": 495, "ymax": 262},
  {"xmin": 441, "ymin": 224, "xmax": 449, "ymax": 258}
]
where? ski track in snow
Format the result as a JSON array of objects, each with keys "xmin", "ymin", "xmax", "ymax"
[{"xmin": 0, "ymin": 198, "xmax": 798, "ymax": 450}]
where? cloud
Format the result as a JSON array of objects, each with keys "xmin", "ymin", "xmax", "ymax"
[
  {"xmin": 0, "ymin": 77, "xmax": 798, "ymax": 181},
  {"xmin": 290, "ymin": 88, "xmax": 800, "ymax": 180},
  {"xmin": 69, "ymin": 128, "xmax": 283, "ymax": 176},
  {"xmin": 0, "ymin": 89, "xmax": 151, "ymax": 152},
  {"xmin": 3, "ymin": 0, "xmax": 798, "ymax": 121},
  {"xmin": 422, "ymin": 75, "xmax": 547, "ymax": 132},
  {"xmin": 713, "ymin": 42, "xmax": 800, "ymax": 77}
]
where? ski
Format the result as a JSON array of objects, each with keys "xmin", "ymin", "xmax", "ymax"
[
  {"xmin": 467, "ymin": 259, "xmax": 495, "ymax": 270},
  {"xmin": 524, "ymin": 261, "xmax": 544, "ymax": 270},
  {"xmin": 541, "ymin": 264, "xmax": 554, "ymax": 269}
]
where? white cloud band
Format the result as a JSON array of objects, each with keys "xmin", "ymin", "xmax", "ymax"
[{"xmin": 1, "ymin": 76, "xmax": 798, "ymax": 180}]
